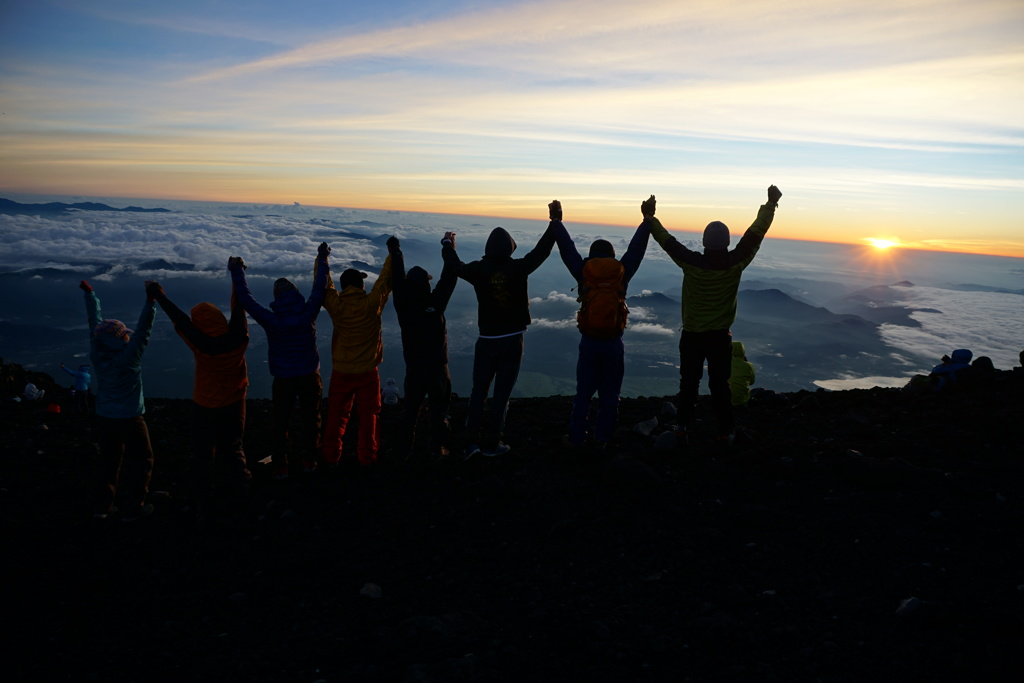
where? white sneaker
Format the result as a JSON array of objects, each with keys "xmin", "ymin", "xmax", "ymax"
[{"xmin": 482, "ymin": 442, "xmax": 510, "ymax": 457}]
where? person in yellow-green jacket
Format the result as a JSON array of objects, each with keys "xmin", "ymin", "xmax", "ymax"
[
  {"xmin": 648, "ymin": 185, "xmax": 781, "ymax": 445},
  {"xmin": 318, "ymin": 243, "xmax": 394, "ymax": 467}
]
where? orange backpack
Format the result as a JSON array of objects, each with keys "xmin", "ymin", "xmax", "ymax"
[{"xmin": 577, "ymin": 258, "xmax": 628, "ymax": 339}]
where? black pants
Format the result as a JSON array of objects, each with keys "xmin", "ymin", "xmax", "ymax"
[
  {"xmin": 466, "ymin": 334, "xmax": 524, "ymax": 449},
  {"xmin": 190, "ymin": 400, "xmax": 251, "ymax": 510},
  {"xmin": 95, "ymin": 415, "xmax": 154, "ymax": 516},
  {"xmin": 271, "ymin": 372, "xmax": 323, "ymax": 470},
  {"xmin": 678, "ymin": 329, "xmax": 734, "ymax": 436},
  {"xmin": 403, "ymin": 363, "xmax": 452, "ymax": 452}
]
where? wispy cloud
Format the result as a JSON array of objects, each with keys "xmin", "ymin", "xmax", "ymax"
[{"xmin": 3, "ymin": 0, "xmax": 1023, "ymax": 256}]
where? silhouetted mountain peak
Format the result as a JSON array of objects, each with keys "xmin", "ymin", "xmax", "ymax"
[
  {"xmin": 626, "ymin": 291, "xmax": 678, "ymax": 305},
  {"xmin": 138, "ymin": 259, "xmax": 194, "ymax": 272},
  {"xmin": 0, "ymin": 197, "xmax": 172, "ymax": 217}
]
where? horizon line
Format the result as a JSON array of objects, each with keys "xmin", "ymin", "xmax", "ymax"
[{"xmin": 3, "ymin": 191, "xmax": 1022, "ymax": 260}]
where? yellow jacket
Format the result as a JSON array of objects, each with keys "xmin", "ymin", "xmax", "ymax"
[{"xmin": 318, "ymin": 255, "xmax": 393, "ymax": 375}]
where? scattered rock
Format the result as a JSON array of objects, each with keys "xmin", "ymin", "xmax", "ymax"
[
  {"xmin": 359, "ymin": 583, "xmax": 382, "ymax": 599},
  {"xmin": 633, "ymin": 416, "xmax": 658, "ymax": 436}
]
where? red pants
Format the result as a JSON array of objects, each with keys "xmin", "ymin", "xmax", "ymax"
[{"xmin": 322, "ymin": 369, "xmax": 381, "ymax": 465}]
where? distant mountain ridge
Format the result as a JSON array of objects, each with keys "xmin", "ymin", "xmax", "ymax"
[{"xmin": 0, "ymin": 197, "xmax": 173, "ymax": 217}]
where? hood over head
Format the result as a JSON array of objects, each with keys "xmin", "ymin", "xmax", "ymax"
[
  {"xmin": 190, "ymin": 302, "xmax": 229, "ymax": 336},
  {"xmin": 485, "ymin": 227, "xmax": 517, "ymax": 259},
  {"xmin": 270, "ymin": 287, "xmax": 307, "ymax": 313},
  {"xmin": 274, "ymin": 278, "xmax": 298, "ymax": 298},
  {"xmin": 732, "ymin": 340, "xmax": 746, "ymax": 358}
]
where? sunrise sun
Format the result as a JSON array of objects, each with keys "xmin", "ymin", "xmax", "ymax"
[{"xmin": 866, "ymin": 238, "xmax": 900, "ymax": 250}]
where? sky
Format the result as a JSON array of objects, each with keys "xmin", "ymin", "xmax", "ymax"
[{"xmin": 1, "ymin": 0, "xmax": 1023, "ymax": 257}]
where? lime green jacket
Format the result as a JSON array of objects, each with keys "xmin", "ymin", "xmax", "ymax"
[{"xmin": 649, "ymin": 203, "xmax": 776, "ymax": 332}]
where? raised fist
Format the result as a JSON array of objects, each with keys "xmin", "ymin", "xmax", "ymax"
[
  {"xmin": 317, "ymin": 242, "xmax": 331, "ymax": 259},
  {"xmin": 767, "ymin": 185, "xmax": 782, "ymax": 205},
  {"xmin": 385, "ymin": 236, "xmax": 400, "ymax": 253},
  {"xmin": 227, "ymin": 256, "xmax": 246, "ymax": 271},
  {"xmin": 641, "ymin": 195, "xmax": 656, "ymax": 218},
  {"xmin": 441, "ymin": 231, "xmax": 457, "ymax": 250},
  {"xmin": 79, "ymin": 280, "xmax": 93, "ymax": 292},
  {"xmin": 548, "ymin": 200, "xmax": 562, "ymax": 222}
]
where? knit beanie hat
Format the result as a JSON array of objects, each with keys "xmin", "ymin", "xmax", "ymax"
[
  {"xmin": 273, "ymin": 278, "xmax": 298, "ymax": 297},
  {"xmin": 94, "ymin": 319, "xmax": 131, "ymax": 339},
  {"xmin": 588, "ymin": 239, "xmax": 616, "ymax": 259},
  {"xmin": 340, "ymin": 269, "xmax": 368, "ymax": 290},
  {"xmin": 703, "ymin": 221, "xmax": 730, "ymax": 250}
]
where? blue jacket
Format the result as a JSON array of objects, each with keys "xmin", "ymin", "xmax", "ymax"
[
  {"xmin": 61, "ymin": 365, "xmax": 92, "ymax": 392},
  {"xmin": 231, "ymin": 258, "xmax": 328, "ymax": 378},
  {"xmin": 86, "ymin": 292, "xmax": 156, "ymax": 419}
]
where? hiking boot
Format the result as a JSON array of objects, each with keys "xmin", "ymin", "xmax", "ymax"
[
  {"xmin": 463, "ymin": 443, "xmax": 481, "ymax": 461},
  {"xmin": 93, "ymin": 506, "xmax": 119, "ymax": 520},
  {"xmin": 122, "ymin": 503, "xmax": 154, "ymax": 523},
  {"xmin": 482, "ymin": 442, "xmax": 511, "ymax": 457}
]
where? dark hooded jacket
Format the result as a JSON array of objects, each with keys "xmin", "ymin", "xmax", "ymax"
[
  {"xmin": 392, "ymin": 246, "xmax": 458, "ymax": 367},
  {"xmin": 443, "ymin": 226, "xmax": 556, "ymax": 337},
  {"xmin": 230, "ymin": 257, "xmax": 328, "ymax": 378}
]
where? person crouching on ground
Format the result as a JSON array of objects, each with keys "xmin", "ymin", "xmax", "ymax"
[
  {"xmin": 649, "ymin": 185, "xmax": 782, "ymax": 446},
  {"xmin": 318, "ymin": 242, "xmax": 394, "ymax": 467},
  {"xmin": 81, "ymin": 279, "xmax": 159, "ymax": 522},
  {"xmin": 548, "ymin": 198, "xmax": 651, "ymax": 452},
  {"xmin": 389, "ymin": 233, "xmax": 459, "ymax": 460},
  {"xmin": 230, "ymin": 243, "xmax": 330, "ymax": 479},
  {"xmin": 442, "ymin": 219, "xmax": 556, "ymax": 458},
  {"xmin": 147, "ymin": 275, "xmax": 251, "ymax": 517}
]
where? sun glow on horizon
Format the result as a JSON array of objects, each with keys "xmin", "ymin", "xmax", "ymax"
[{"xmin": 865, "ymin": 237, "xmax": 901, "ymax": 250}]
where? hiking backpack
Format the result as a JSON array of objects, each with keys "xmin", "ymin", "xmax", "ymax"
[{"xmin": 576, "ymin": 257, "xmax": 628, "ymax": 339}]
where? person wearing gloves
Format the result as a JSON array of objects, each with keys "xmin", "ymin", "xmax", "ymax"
[
  {"xmin": 81, "ymin": 279, "xmax": 159, "ymax": 521},
  {"xmin": 649, "ymin": 185, "xmax": 782, "ymax": 446},
  {"xmin": 317, "ymin": 241, "xmax": 394, "ymax": 467},
  {"xmin": 230, "ymin": 245, "xmax": 330, "ymax": 479},
  {"xmin": 547, "ymin": 198, "xmax": 651, "ymax": 451},
  {"xmin": 389, "ymin": 233, "xmax": 459, "ymax": 459},
  {"xmin": 146, "ymin": 276, "xmax": 251, "ymax": 516},
  {"xmin": 442, "ymin": 219, "xmax": 556, "ymax": 458}
]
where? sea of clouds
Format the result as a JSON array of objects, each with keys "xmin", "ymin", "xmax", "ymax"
[{"xmin": 2, "ymin": 197, "xmax": 1021, "ymax": 397}]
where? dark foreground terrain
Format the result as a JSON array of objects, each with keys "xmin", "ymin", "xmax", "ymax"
[{"xmin": 3, "ymin": 364, "xmax": 1023, "ymax": 682}]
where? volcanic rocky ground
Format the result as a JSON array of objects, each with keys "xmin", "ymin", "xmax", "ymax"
[{"xmin": 3, "ymin": 363, "xmax": 1022, "ymax": 682}]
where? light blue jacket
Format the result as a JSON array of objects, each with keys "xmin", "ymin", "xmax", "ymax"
[{"xmin": 86, "ymin": 292, "xmax": 156, "ymax": 418}]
